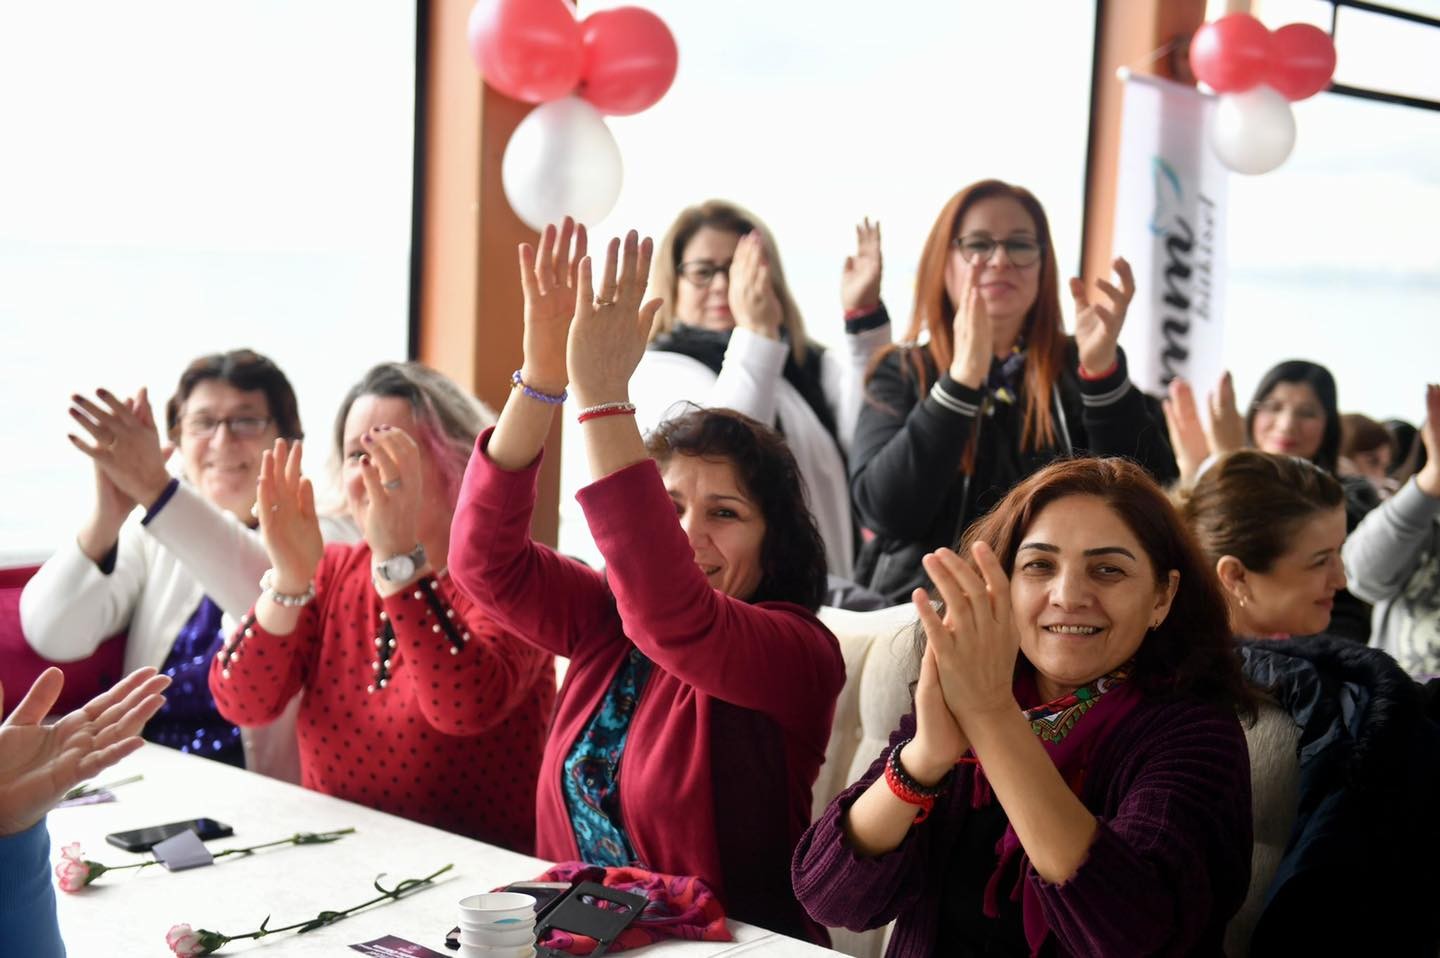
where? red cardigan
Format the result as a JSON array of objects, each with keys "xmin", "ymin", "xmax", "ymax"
[
  {"xmin": 450, "ymin": 430, "xmax": 844, "ymax": 941},
  {"xmin": 208, "ymin": 542, "xmax": 555, "ymax": 853}
]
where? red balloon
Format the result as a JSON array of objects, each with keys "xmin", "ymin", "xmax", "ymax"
[
  {"xmin": 578, "ymin": 7, "xmax": 678, "ymax": 116},
  {"xmin": 1267, "ymin": 23, "xmax": 1337, "ymax": 101},
  {"xmin": 1189, "ymin": 13, "xmax": 1273, "ymax": 93},
  {"xmin": 467, "ymin": 0, "xmax": 582, "ymax": 104}
]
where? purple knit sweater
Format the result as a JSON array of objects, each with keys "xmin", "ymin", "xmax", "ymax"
[{"xmin": 792, "ymin": 696, "xmax": 1252, "ymax": 957}]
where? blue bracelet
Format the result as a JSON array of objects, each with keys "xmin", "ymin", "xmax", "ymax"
[{"xmin": 511, "ymin": 369, "xmax": 567, "ymax": 405}]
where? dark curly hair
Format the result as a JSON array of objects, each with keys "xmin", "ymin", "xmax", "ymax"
[
  {"xmin": 166, "ymin": 349, "xmax": 302, "ymax": 441},
  {"xmin": 645, "ymin": 407, "xmax": 828, "ymax": 611},
  {"xmin": 953, "ymin": 456, "xmax": 1255, "ymax": 717}
]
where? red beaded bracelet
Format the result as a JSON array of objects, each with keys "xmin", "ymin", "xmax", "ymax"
[
  {"xmin": 1077, "ymin": 358, "xmax": 1119, "ymax": 381},
  {"xmin": 884, "ymin": 739, "xmax": 952, "ymax": 823}
]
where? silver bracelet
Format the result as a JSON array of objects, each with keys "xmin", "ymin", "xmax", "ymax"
[
  {"xmin": 259, "ymin": 569, "xmax": 316, "ymax": 608},
  {"xmin": 576, "ymin": 401, "xmax": 637, "ymax": 423}
]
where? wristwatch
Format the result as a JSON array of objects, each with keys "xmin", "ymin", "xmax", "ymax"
[{"xmin": 372, "ymin": 544, "xmax": 427, "ymax": 583}]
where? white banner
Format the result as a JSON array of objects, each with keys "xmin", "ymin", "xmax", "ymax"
[{"xmin": 1113, "ymin": 71, "xmax": 1228, "ymax": 399}]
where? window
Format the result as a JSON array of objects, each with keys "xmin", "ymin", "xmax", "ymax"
[
  {"xmin": 560, "ymin": 0, "xmax": 1098, "ymax": 564},
  {"xmin": 0, "ymin": 2, "xmax": 416, "ymax": 560}
]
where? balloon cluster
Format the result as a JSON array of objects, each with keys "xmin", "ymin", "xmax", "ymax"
[
  {"xmin": 1189, "ymin": 14, "xmax": 1337, "ymax": 175},
  {"xmin": 467, "ymin": 0, "xmax": 678, "ymax": 229}
]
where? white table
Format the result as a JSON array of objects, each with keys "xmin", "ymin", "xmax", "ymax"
[{"xmin": 49, "ymin": 745, "xmax": 833, "ymax": 956}]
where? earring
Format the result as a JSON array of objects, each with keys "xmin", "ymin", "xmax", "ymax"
[{"xmin": 1238, "ymin": 595, "xmax": 1248, "ymax": 609}]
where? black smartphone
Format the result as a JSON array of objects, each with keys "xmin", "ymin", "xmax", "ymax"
[{"xmin": 105, "ymin": 818, "xmax": 234, "ymax": 853}]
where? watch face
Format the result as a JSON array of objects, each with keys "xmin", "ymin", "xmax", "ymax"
[{"xmin": 386, "ymin": 555, "xmax": 416, "ymax": 581}]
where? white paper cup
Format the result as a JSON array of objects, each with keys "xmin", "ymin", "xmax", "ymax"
[
  {"xmin": 459, "ymin": 926, "xmax": 536, "ymax": 948},
  {"xmin": 457, "ymin": 945, "xmax": 534, "ymax": 958},
  {"xmin": 459, "ymin": 892, "xmax": 538, "ymax": 925}
]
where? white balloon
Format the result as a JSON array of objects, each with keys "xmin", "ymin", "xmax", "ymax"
[
  {"xmin": 502, "ymin": 97, "xmax": 623, "ymax": 231},
  {"xmin": 1208, "ymin": 84, "xmax": 1297, "ymax": 175}
]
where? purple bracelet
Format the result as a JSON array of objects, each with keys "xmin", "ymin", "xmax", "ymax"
[{"xmin": 511, "ymin": 369, "xmax": 567, "ymax": 405}]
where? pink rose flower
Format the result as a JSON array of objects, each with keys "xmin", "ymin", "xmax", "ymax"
[
  {"xmin": 165, "ymin": 924, "xmax": 228, "ymax": 956},
  {"xmin": 166, "ymin": 924, "xmax": 205, "ymax": 956},
  {"xmin": 54, "ymin": 844, "xmax": 107, "ymax": 893}
]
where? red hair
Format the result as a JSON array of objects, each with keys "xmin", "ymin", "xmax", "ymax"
[{"xmin": 872, "ymin": 180, "xmax": 1066, "ymax": 467}]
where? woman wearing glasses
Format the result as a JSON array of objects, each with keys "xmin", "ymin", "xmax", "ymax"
[
  {"xmin": 850, "ymin": 179, "xmax": 1176, "ymax": 602},
  {"xmin": 20, "ymin": 350, "xmax": 307, "ymax": 778},
  {"xmin": 561, "ymin": 200, "xmax": 888, "ymax": 585}
]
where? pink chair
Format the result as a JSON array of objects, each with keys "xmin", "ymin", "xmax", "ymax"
[{"xmin": 0, "ymin": 564, "xmax": 127, "ymax": 718}]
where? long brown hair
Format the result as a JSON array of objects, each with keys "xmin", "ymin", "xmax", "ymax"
[
  {"xmin": 872, "ymin": 179, "xmax": 1066, "ymax": 461},
  {"xmin": 648, "ymin": 199, "xmax": 810, "ymax": 364},
  {"xmin": 958, "ymin": 457, "xmax": 1254, "ymax": 716}
]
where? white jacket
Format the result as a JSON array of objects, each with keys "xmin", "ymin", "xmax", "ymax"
[{"xmin": 19, "ymin": 482, "xmax": 302, "ymax": 782}]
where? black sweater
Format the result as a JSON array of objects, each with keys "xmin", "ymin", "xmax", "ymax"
[{"xmin": 850, "ymin": 342, "xmax": 1176, "ymax": 601}]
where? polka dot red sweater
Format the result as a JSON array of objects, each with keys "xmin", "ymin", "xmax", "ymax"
[{"xmin": 207, "ymin": 542, "xmax": 555, "ymax": 853}]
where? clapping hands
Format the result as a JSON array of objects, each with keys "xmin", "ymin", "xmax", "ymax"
[
  {"xmin": 565, "ymin": 230, "xmax": 664, "ymax": 408},
  {"xmin": 1070, "ymin": 258, "xmax": 1136, "ymax": 376},
  {"xmin": 1162, "ymin": 372, "xmax": 1246, "ymax": 486}
]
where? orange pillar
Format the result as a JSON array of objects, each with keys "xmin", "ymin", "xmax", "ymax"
[{"xmin": 415, "ymin": 0, "xmax": 562, "ymax": 546}]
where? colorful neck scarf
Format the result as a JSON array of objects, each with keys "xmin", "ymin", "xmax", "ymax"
[{"xmin": 972, "ymin": 662, "xmax": 1141, "ymax": 957}]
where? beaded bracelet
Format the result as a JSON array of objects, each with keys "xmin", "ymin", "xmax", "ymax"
[
  {"xmin": 259, "ymin": 569, "xmax": 316, "ymax": 608},
  {"xmin": 577, "ymin": 401, "xmax": 637, "ymax": 424},
  {"xmin": 511, "ymin": 369, "xmax": 568, "ymax": 405},
  {"xmin": 884, "ymin": 738, "xmax": 952, "ymax": 823}
]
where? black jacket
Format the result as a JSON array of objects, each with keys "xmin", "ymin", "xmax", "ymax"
[
  {"xmin": 850, "ymin": 342, "xmax": 1177, "ymax": 601},
  {"xmin": 1240, "ymin": 637, "xmax": 1440, "ymax": 956}
]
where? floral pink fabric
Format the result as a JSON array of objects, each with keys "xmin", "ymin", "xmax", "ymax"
[{"xmin": 529, "ymin": 862, "xmax": 730, "ymax": 955}]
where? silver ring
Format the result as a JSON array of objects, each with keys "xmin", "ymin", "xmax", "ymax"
[{"xmin": 383, "ymin": 478, "xmax": 402, "ymax": 491}]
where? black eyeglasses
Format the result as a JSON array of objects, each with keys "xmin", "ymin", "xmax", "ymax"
[
  {"xmin": 180, "ymin": 415, "xmax": 274, "ymax": 439},
  {"xmin": 950, "ymin": 234, "xmax": 1042, "ymax": 268},
  {"xmin": 677, "ymin": 260, "xmax": 733, "ymax": 286}
]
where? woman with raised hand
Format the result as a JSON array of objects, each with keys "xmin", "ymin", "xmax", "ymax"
[
  {"xmin": 207, "ymin": 362, "xmax": 554, "ymax": 852},
  {"xmin": 1164, "ymin": 360, "xmax": 1378, "ymax": 640},
  {"xmin": 21, "ymin": 350, "xmax": 304, "ymax": 777},
  {"xmin": 795, "ymin": 456, "xmax": 1253, "ymax": 956},
  {"xmin": 451, "ymin": 221, "xmax": 843, "ymax": 942},
  {"xmin": 584, "ymin": 201, "xmax": 890, "ymax": 583},
  {"xmin": 850, "ymin": 180, "xmax": 1175, "ymax": 603},
  {"xmin": 1180, "ymin": 448, "xmax": 1440, "ymax": 955}
]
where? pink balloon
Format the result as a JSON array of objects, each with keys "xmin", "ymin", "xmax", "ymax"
[
  {"xmin": 1267, "ymin": 23, "xmax": 1337, "ymax": 101},
  {"xmin": 578, "ymin": 7, "xmax": 678, "ymax": 116},
  {"xmin": 1190, "ymin": 13, "xmax": 1272, "ymax": 93},
  {"xmin": 467, "ymin": 0, "xmax": 582, "ymax": 104}
]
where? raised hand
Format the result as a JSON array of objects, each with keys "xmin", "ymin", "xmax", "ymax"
[
  {"xmin": 1205, "ymin": 371, "xmax": 1246, "ymax": 456},
  {"xmin": 1417, "ymin": 383, "xmax": 1440, "ymax": 498},
  {"xmin": 1162, "ymin": 378, "xmax": 1209, "ymax": 486},
  {"xmin": 255, "ymin": 438, "xmax": 323, "ymax": 593},
  {"xmin": 68, "ymin": 387, "xmax": 174, "ymax": 507},
  {"xmin": 1071, "ymin": 257, "xmax": 1136, "ymax": 376},
  {"xmin": 0, "ymin": 666, "xmax": 169, "ymax": 836},
  {"xmin": 949, "ymin": 273, "xmax": 993, "ymax": 390},
  {"xmin": 913, "ymin": 543, "xmax": 1019, "ymax": 725},
  {"xmin": 566, "ymin": 230, "xmax": 664, "ymax": 407},
  {"xmin": 727, "ymin": 231, "xmax": 783, "ymax": 339},
  {"xmin": 517, "ymin": 218, "xmax": 586, "ymax": 396},
  {"xmin": 355, "ymin": 426, "xmax": 425, "ymax": 562},
  {"xmin": 841, "ymin": 217, "xmax": 883, "ymax": 313}
]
